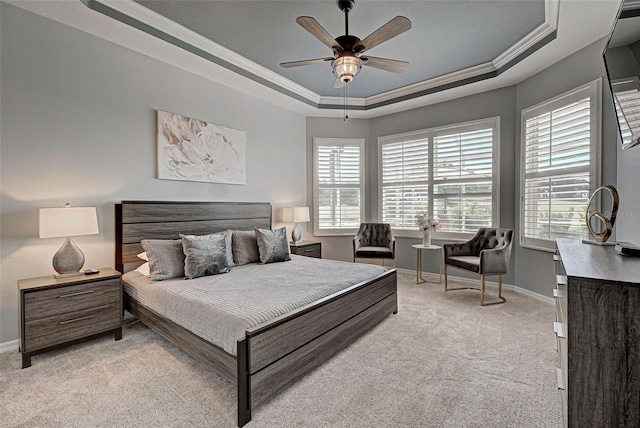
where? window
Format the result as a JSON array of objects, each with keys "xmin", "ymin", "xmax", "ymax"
[
  {"xmin": 520, "ymin": 79, "xmax": 601, "ymax": 251},
  {"xmin": 313, "ymin": 138, "xmax": 364, "ymax": 235},
  {"xmin": 611, "ymin": 78, "xmax": 640, "ymax": 148},
  {"xmin": 379, "ymin": 118, "xmax": 499, "ymax": 238}
]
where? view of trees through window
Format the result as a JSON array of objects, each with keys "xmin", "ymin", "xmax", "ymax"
[
  {"xmin": 521, "ymin": 80, "xmax": 599, "ymax": 249},
  {"xmin": 380, "ymin": 118, "xmax": 498, "ymax": 236},
  {"xmin": 314, "ymin": 139, "xmax": 363, "ymax": 234}
]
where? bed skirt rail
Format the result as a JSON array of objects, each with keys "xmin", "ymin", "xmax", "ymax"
[
  {"xmin": 125, "ymin": 296, "xmax": 237, "ymax": 382},
  {"xmin": 237, "ymin": 269, "xmax": 397, "ymax": 426}
]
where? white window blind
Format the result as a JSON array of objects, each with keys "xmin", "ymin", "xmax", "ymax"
[
  {"xmin": 612, "ymin": 79, "xmax": 640, "ymax": 147},
  {"xmin": 521, "ymin": 80, "xmax": 600, "ymax": 250},
  {"xmin": 313, "ymin": 138, "xmax": 364, "ymax": 235},
  {"xmin": 433, "ymin": 128, "xmax": 494, "ymax": 234},
  {"xmin": 381, "ymin": 139, "xmax": 429, "ymax": 229},
  {"xmin": 379, "ymin": 117, "xmax": 499, "ymax": 238}
]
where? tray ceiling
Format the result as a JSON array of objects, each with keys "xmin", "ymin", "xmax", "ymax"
[
  {"xmin": 133, "ymin": 0, "xmax": 546, "ymax": 99},
  {"xmin": 9, "ymin": 0, "xmax": 622, "ymax": 117}
]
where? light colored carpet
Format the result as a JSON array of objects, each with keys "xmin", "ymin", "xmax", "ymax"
[{"xmin": 0, "ymin": 271, "xmax": 561, "ymax": 427}]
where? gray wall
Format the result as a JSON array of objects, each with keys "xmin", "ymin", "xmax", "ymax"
[
  {"xmin": 601, "ymin": 43, "xmax": 640, "ymax": 247},
  {"xmin": 307, "ymin": 38, "xmax": 627, "ymax": 297},
  {"xmin": 306, "ymin": 87, "xmax": 517, "ymax": 283},
  {"xmin": 369, "ymin": 87, "xmax": 517, "ymax": 282},
  {"xmin": 514, "ymin": 39, "xmax": 619, "ymax": 296},
  {"xmin": 617, "ymin": 135, "xmax": 640, "ymax": 244},
  {"xmin": 0, "ymin": 4, "xmax": 306, "ymax": 344},
  {"xmin": 305, "ymin": 118, "xmax": 370, "ymax": 262}
]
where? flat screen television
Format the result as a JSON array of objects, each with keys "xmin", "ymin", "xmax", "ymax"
[{"xmin": 603, "ymin": 0, "xmax": 640, "ymax": 150}]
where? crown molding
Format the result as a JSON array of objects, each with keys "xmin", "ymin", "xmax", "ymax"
[
  {"xmin": 83, "ymin": 0, "xmax": 559, "ymax": 112},
  {"xmin": 83, "ymin": 0, "xmax": 321, "ymax": 105}
]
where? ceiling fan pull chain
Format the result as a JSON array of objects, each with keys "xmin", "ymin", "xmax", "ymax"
[{"xmin": 344, "ymin": 83, "xmax": 349, "ymax": 121}]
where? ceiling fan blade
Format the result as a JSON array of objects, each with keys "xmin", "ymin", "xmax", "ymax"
[
  {"xmin": 354, "ymin": 16, "xmax": 411, "ymax": 54},
  {"xmin": 334, "ymin": 78, "xmax": 345, "ymax": 89},
  {"xmin": 296, "ymin": 16, "xmax": 343, "ymax": 51},
  {"xmin": 361, "ymin": 56, "xmax": 409, "ymax": 73},
  {"xmin": 280, "ymin": 58, "xmax": 334, "ymax": 68}
]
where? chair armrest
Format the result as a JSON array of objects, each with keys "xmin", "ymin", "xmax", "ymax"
[
  {"xmin": 479, "ymin": 247, "xmax": 510, "ymax": 275},
  {"xmin": 391, "ymin": 237, "xmax": 396, "ymax": 258},
  {"xmin": 353, "ymin": 235, "xmax": 362, "ymax": 253}
]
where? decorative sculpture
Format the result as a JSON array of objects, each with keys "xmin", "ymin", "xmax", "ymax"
[{"xmin": 584, "ymin": 185, "xmax": 619, "ymax": 244}]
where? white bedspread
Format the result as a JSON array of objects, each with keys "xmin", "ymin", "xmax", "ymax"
[{"xmin": 123, "ymin": 255, "xmax": 386, "ymax": 355}]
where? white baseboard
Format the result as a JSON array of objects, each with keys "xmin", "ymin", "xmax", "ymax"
[
  {"xmin": 393, "ymin": 267, "xmax": 555, "ymax": 304},
  {"xmin": 0, "ymin": 339, "xmax": 19, "ymax": 354}
]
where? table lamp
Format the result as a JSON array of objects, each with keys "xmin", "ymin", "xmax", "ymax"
[
  {"xmin": 282, "ymin": 206, "xmax": 310, "ymax": 244},
  {"xmin": 39, "ymin": 203, "xmax": 99, "ymax": 278}
]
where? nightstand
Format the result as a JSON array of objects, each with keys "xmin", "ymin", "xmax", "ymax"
[
  {"xmin": 18, "ymin": 268, "xmax": 122, "ymax": 368},
  {"xmin": 290, "ymin": 241, "xmax": 322, "ymax": 259}
]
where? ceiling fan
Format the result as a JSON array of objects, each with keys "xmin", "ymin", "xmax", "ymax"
[{"xmin": 280, "ymin": 0, "xmax": 411, "ymax": 88}]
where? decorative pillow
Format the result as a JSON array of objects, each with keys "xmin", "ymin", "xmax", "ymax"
[
  {"xmin": 135, "ymin": 262, "xmax": 150, "ymax": 277},
  {"xmin": 255, "ymin": 227, "xmax": 291, "ymax": 264},
  {"xmin": 222, "ymin": 229, "xmax": 234, "ymax": 268},
  {"xmin": 137, "ymin": 252, "xmax": 148, "ymax": 262},
  {"xmin": 180, "ymin": 232, "xmax": 231, "ymax": 279},
  {"xmin": 140, "ymin": 239, "xmax": 185, "ymax": 282},
  {"xmin": 232, "ymin": 230, "xmax": 260, "ymax": 265}
]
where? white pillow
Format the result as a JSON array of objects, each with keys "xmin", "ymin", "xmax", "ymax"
[
  {"xmin": 135, "ymin": 262, "xmax": 150, "ymax": 277},
  {"xmin": 137, "ymin": 252, "xmax": 149, "ymax": 261}
]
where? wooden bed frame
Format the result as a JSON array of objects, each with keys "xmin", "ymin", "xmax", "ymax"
[{"xmin": 115, "ymin": 201, "xmax": 398, "ymax": 426}]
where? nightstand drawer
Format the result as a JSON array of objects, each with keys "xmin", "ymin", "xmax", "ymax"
[
  {"xmin": 296, "ymin": 246, "xmax": 321, "ymax": 258},
  {"xmin": 290, "ymin": 242, "xmax": 321, "ymax": 258},
  {"xmin": 24, "ymin": 302, "xmax": 120, "ymax": 352},
  {"xmin": 23, "ymin": 278, "xmax": 120, "ymax": 321}
]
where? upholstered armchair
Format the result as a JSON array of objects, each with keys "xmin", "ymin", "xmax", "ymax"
[
  {"xmin": 443, "ymin": 228, "xmax": 513, "ymax": 306},
  {"xmin": 353, "ymin": 223, "xmax": 396, "ymax": 267}
]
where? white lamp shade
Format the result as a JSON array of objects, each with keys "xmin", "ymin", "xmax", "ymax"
[
  {"xmin": 282, "ymin": 206, "xmax": 310, "ymax": 223},
  {"xmin": 39, "ymin": 206, "xmax": 99, "ymax": 238}
]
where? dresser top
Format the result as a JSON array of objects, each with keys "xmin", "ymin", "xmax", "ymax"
[
  {"xmin": 18, "ymin": 268, "xmax": 121, "ymax": 291},
  {"xmin": 556, "ymin": 239, "xmax": 640, "ymax": 285}
]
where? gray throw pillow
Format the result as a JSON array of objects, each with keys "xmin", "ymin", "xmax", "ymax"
[
  {"xmin": 255, "ymin": 227, "xmax": 291, "ymax": 264},
  {"xmin": 232, "ymin": 230, "xmax": 260, "ymax": 265},
  {"xmin": 140, "ymin": 239, "xmax": 185, "ymax": 282},
  {"xmin": 180, "ymin": 232, "xmax": 231, "ymax": 279}
]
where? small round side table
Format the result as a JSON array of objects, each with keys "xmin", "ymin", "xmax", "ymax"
[{"xmin": 411, "ymin": 244, "xmax": 443, "ymax": 284}]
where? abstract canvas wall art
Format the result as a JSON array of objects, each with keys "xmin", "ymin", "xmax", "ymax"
[{"xmin": 157, "ymin": 110, "xmax": 246, "ymax": 184}]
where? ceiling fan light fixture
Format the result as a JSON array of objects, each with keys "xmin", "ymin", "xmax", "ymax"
[{"xmin": 332, "ymin": 55, "xmax": 361, "ymax": 83}]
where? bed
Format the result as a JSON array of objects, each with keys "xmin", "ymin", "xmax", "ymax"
[{"xmin": 115, "ymin": 200, "xmax": 398, "ymax": 426}]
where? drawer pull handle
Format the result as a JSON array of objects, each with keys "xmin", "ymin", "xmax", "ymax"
[
  {"xmin": 303, "ymin": 249, "xmax": 315, "ymax": 253},
  {"xmin": 556, "ymin": 275, "xmax": 567, "ymax": 286},
  {"xmin": 59, "ymin": 290, "xmax": 95, "ymax": 299},
  {"xmin": 554, "ymin": 321, "xmax": 566, "ymax": 338},
  {"xmin": 557, "ymin": 368, "xmax": 565, "ymax": 390},
  {"xmin": 59, "ymin": 315, "xmax": 94, "ymax": 325}
]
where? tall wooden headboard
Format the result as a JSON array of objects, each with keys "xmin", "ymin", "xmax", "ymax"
[{"xmin": 115, "ymin": 201, "xmax": 272, "ymax": 272}]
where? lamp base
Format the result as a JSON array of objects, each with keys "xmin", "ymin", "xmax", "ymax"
[
  {"xmin": 291, "ymin": 223, "xmax": 302, "ymax": 244},
  {"xmin": 52, "ymin": 238, "xmax": 85, "ymax": 275}
]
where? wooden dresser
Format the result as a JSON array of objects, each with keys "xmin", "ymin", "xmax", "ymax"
[
  {"xmin": 18, "ymin": 268, "xmax": 123, "ymax": 368},
  {"xmin": 554, "ymin": 239, "xmax": 640, "ymax": 427}
]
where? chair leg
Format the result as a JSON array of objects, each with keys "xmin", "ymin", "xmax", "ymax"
[
  {"xmin": 444, "ymin": 264, "xmax": 448, "ymax": 290},
  {"xmin": 480, "ymin": 276, "xmax": 485, "ymax": 306},
  {"xmin": 480, "ymin": 274, "xmax": 507, "ymax": 306},
  {"xmin": 444, "ymin": 265, "xmax": 476, "ymax": 293}
]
